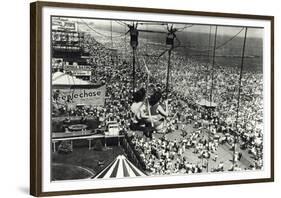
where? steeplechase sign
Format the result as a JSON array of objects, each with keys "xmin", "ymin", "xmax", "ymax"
[{"xmin": 52, "ymin": 84, "xmax": 106, "ymax": 107}]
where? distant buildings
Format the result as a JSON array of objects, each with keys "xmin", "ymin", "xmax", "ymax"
[{"xmin": 51, "ymin": 17, "xmax": 91, "ymax": 81}]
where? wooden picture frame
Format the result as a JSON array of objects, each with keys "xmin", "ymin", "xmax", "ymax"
[{"xmin": 30, "ymin": 1, "xmax": 274, "ymax": 196}]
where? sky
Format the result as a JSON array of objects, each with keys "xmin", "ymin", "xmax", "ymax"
[{"xmin": 61, "ymin": 17, "xmax": 264, "ymax": 38}]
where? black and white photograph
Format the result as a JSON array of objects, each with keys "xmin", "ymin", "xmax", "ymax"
[
  {"xmin": 28, "ymin": 2, "xmax": 274, "ymax": 196},
  {"xmin": 50, "ymin": 16, "xmax": 265, "ymax": 180},
  {"xmin": 1, "ymin": 0, "xmax": 279, "ymax": 197}
]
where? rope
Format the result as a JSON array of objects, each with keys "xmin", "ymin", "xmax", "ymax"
[
  {"xmin": 134, "ymin": 50, "xmax": 154, "ymax": 127},
  {"xmin": 141, "ymin": 57, "xmax": 154, "ymax": 127}
]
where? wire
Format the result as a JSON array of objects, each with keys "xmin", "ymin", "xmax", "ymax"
[
  {"xmin": 232, "ymin": 27, "xmax": 248, "ymax": 168},
  {"xmin": 138, "ymin": 22, "xmax": 167, "ymax": 26},
  {"xmin": 205, "ymin": 25, "xmax": 218, "ymax": 172},
  {"xmin": 174, "ymin": 27, "xmax": 245, "ymax": 53},
  {"xmin": 115, "ymin": 20, "xmax": 131, "ymax": 27},
  {"xmin": 82, "ymin": 20, "xmax": 125, "ymax": 38},
  {"xmin": 215, "ymin": 27, "xmax": 245, "ymax": 50},
  {"xmin": 147, "ymin": 26, "xmax": 244, "ymax": 65},
  {"xmin": 176, "ymin": 25, "xmax": 193, "ymax": 32},
  {"xmin": 205, "ymin": 25, "xmax": 212, "ymax": 105},
  {"xmin": 114, "ymin": 20, "xmax": 128, "ymax": 27},
  {"xmin": 209, "ymin": 26, "xmax": 218, "ymax": 108},
  {"xmin": 207, "ymin": 26, "xmax": 212, "ymax": 59},
  {"xmin": 235, "ymin": 28, "xmax": 248, "ymax": 136}
]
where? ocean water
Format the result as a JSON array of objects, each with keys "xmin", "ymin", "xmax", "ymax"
[{"xmin": 78, "ymin": 22, "xmax": 263, "ymax": 73}]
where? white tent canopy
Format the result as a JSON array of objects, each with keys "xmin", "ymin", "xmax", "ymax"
[
  {"xmin": 52, "ymin": 71, "xmax": 89, "ymax": 85},
  {"xmin": 196, "ymin": 99, "xmax": 217, "ymax": 107},
  {"xmin": 94, "ymin": 155, "xmax": 146, "ymax": 179}
]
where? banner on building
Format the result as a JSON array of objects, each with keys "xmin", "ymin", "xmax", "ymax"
[{"xmin": 52, "ymin": 84, "xmax": 106, "ymax": 108}]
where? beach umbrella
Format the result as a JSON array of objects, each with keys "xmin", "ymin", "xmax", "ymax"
[{"xmin": 94, "ymin": 155, "xmax": 146, "ymax": 179}]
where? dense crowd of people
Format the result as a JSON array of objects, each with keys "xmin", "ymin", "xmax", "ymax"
[
  {"xmin": 138, "ymin": 49, "xmax": 264, "ymax": 171},
  {"xmin": 130, "ymin": 134, "xmax": 204, "ymax": 175},
  {"xmin": 52, "ymin": 25, "xmax": 264, "ymax": 173}
]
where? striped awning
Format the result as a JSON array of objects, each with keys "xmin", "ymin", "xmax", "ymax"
[{"xmin": 94, "ymin": 155, "xmax": 146, "ymax": 179}]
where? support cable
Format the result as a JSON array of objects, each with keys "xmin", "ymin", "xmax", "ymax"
[
  {"xmin": 207, "ymin": 25, "xmax": 218, "ymax": 172},
  {"xmin": 233, "ymin": 27, "xmax": 248, "ymax": 168}
]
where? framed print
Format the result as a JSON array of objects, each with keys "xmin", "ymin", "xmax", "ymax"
[{"xmin": 30, "ymin": 1, "xmax": 274, "ymax": 196}]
